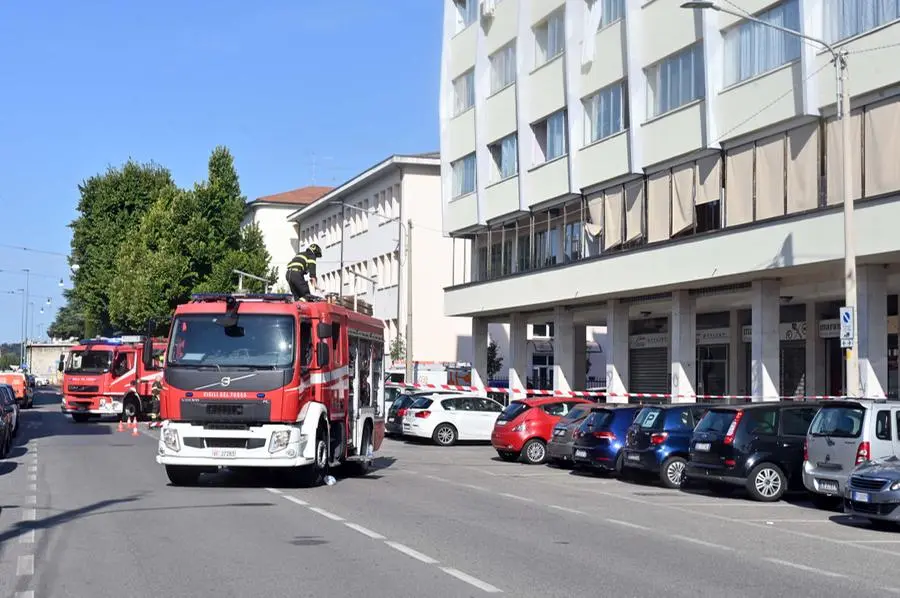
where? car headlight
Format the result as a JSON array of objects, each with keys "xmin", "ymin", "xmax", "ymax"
[
  {"xmin": 890, "ymin": 481, "xmax": 900, "ymax": 492},
  {"xmin": 162, "ymin": 428, "xmax": 180, "ymax": 452},
  {"xmin": 269, "ymin": 430, "xmax": 291, "ymax": 453}
]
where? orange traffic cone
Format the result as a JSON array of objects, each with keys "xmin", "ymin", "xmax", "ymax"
[
  {"xmin": 117, "ymin": 420, "xmax": 125, "ymax": 432},
  {"xmin": 132, "ymin": 419, "xmax": 140, "ymax": 437},
  {"xmin": 130, "ymin": 416, "xmax": 137, "ymax": 429}
]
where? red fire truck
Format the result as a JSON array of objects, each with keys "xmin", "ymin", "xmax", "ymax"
[
  {"xmin": 59, "ymin": 336, "xmax": 167, "ymax": 423},
  {"xmin": 154, "ymin": 293, "xmax": 386, "ymax": 487}
]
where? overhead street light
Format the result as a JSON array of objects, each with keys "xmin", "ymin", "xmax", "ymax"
[{"xmin": 682, "ymin": 1, "xmax": 858, "ymax": 397}]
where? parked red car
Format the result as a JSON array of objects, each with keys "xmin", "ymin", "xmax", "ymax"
[{"xmin": 492, "ymin": 398, "xmax": 594, "ymax": 464}]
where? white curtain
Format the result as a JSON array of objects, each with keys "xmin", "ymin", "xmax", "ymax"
[
  {"xmin": 825, "ymin": 0, "xmax": 900, "ymax": 44},
  {"xmin": 546, "ymin": 111, "xmax": 568, "ymax": 160},
  {"xmin": 581, "ymin": 0, "xmax": 605, "ymax": 66},
  {"xmin": 724, "ymin": 0, "xmax": 801, "ymax": 86}
]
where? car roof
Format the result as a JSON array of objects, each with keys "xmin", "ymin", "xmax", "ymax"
[
  {"xmin": 706, "ymin": 400, "xmax": 826, "ymax": 411},
  {"xmin": 515, "ymin": 397, "xmax": 593, "ymax": 407}
]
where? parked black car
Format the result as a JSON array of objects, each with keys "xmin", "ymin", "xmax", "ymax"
[
  {"xmin": 684, "ymin": 401, "xmax": 821, "ymax": 502},
  {"xmin": 547, "ymin": 403, "xmax": 596, "ymax": 467}
]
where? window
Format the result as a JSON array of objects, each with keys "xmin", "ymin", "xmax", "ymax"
[
  {"xmin": 564, "ymin": 221, "xmax": 581, "ymax": 262},
  {"xmin": 451, "ymin": 153, "xmax": 476, "ymax": 197},
  {"xmin": 781, "ymin": 407, "xmax": 817, "ymax": 436},
  {"xmin": 452, "ymin": 69, "xmax": 475, "ymax": 115},
  {"xmin": 646, "ymin": 43, "xmax": 705, "ymax": 118},
  {"xmin": 535, "ymin": 9, "xmax": 565, "ymax": 67},
  {"xmin": 453, "ymin": 0, "xmax": 478, "ymax": 32},
  {"xmin": 583, "ymin": 81, "xmax": 627, "ymax": 144},
  {"xmin": 533, "ymin": 110, "xmax": 568, "ymax": 164},
  {"xmin": 489, "ymin": 134, "xmax": 518, "ymax": 181},
  {"xmin": 824, "ymin": 0, "xmax": 900, "ymax": 44},
  {"xmin": 743, "ymin": 409, "xmax": 778, "ymax": 436},
  {"xmin": 490, "ymin": 42, "xmax": 516, "ymax": 93},
  {"xmin": 724, "ymin": 0, "xmax": 801, "ymax": 87},
  {"xmin": 588, "ymin": 0, "xmax": 625, "ymax": 29},
  {"xmin": 533, "ymin": 323, "xmax": 555, "ymax": 337},
  {"xmin": 876, "ymin": 410, "xmax": 892, "ymax": 440}
]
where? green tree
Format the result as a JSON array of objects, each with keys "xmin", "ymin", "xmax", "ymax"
[
  {"xmin": 487, "ymin": 339, "xmax": 503, "ymax": 380},
  {"xmin": 46, "ymin": 289, "xmax": 86, "ymax": 340},
  {"xmin": 0, "ymin": 353, "xmax": 19, "ymax": 370},
  {"xmin": 390, "ymin": 335, "xmax": 405, "ymax": 362}
]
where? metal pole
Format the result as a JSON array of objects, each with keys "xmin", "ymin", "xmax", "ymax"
[
  {"xmin": 22, "ymin": 269, "xmax": 29, "ymax": 364},
  {"xmin": 238, "ymin": 273, "xmax": 244, "ymax": 292},
  {"xmin": 405, "ymin": 220, "xmax": 414, "ymax": 383},
  {"xmin": 339, "ymin": 201, "xmax": 346, "ymax": 299},
  {"xmin": 837, "ymin": 51, "xmax": 860, "ymax": 398}
]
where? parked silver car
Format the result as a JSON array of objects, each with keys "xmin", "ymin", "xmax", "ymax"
[
  {"xmin": 803, "ymin": 399, "xmax": 900, "ymax": 501},
  {"xmin": 844, "ymin": 456, "xmax": 900, "ymax": 526}
]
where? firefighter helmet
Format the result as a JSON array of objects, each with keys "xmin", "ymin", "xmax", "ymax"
[{"xmin": 308, "ymin": 243, "xmax": 322, "ymax": 258}]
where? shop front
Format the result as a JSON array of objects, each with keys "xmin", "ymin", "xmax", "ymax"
[{"xmin": 741, "ymin": 320, "xmax": 808, "ymax": 397}]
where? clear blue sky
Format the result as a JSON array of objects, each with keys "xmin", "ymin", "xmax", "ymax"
[{"xmin": 0, "ymin": 0, "xmax": 442, "ymax": 345}]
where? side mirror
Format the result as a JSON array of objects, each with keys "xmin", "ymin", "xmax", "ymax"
[
  {"xmin": 142, "ymin": 338, "xmax": 154, "ymax": 370},
  {"xmin": 317, "ymin": 322, "xmax": 333, "ymax": 340},
  {"xmin": 58, "ymin": 356, "xmax": 65, "ymax": 372},
  {"xmin": 316, "ymin": 341, "xmax": 330, "ymax": 368}
]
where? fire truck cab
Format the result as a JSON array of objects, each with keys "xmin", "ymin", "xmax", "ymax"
[
  {"xmin": 60, "ymin": 336, "xmax": 167, "ymax": 423},
  {"xmin": 156, "ymin": 293, "xmax": 386, "ymax": 487}
]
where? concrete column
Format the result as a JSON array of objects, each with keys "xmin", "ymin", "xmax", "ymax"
[
  {"xmin": 670, "ymin": 291, "xmax": 697, "ymax": 403},
  {"xmin": 605, "ymin": 299, "xmax": 629, "ymax": 404},
  {"xmin": 805, "ymin": 301, "xmax": 825, "ymax": 396},
  {"xmin": 751, "ymin": 280, "xmax": 780, "ymax": 401},
  {"xmin": 858, "ymin": 265, "xmax": 888, "ymax": 398},
  {"xmin": 508, "ymin": 313, "xmax": 529, "ymax": 403},
  {"xmin": 573, "ymin": 323, "xmax": 588, "ymax": 391},
  {"xmin": 553, "ymin": 307, "xmax": 575, "ymax": 392},
  {"xmin": 471, "ymin": 317, "xmax": 489, "ymax": 390},
  {"xmin": 728, "ymin": 309, "xmax": 741, "ymax": 395}
]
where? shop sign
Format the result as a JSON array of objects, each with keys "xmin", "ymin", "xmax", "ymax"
[
  {"xmin": 741, "ymin": 321, "xmax": 807, "ymax": 343},
  {"xmin": 696, "ymin": 328, "xmax": 730, "ymax": 345},
  {"xmin": 629, "ymin": 333, "xmax": 668, "ymax": 349},
  {"xmin": 818, "ymin": 316, "xmax": 897, "ymax": 338}
]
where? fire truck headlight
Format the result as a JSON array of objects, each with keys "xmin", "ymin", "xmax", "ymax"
[
  {"xmin": 162, "ymin": 428, "xmax": 180, "ymax": 452},
  {"xmin": 269, "ymin": 430, "xmax": 291, "ymax": 453}
]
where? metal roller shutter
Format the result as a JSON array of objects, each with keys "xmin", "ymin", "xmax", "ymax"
[
  {"xmin": 629, "ymin": 347, "xmax": 670, "ymax": 397},
  {"xmin": 780, "ymin": 341, "xmax": 806, "ymax": 397}
]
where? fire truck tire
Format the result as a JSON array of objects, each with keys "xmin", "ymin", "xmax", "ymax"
[
  {"xmin": 123, "ymin": 396, "xmax": 141, "ymax": 421},
  {"xmin": 165, "ymin": 465, "xmax": 201, "ymax": 486},
  {"xmin": 345, "ymin": 421, "xmax": 374, "ymax": 476},
  {"xmin": 298, "ymin": 423, "xmax": 328, "ymax": 487},
  {"xmin": 71, "ymin": 414, "xmax": 90, "ymax": 423}
]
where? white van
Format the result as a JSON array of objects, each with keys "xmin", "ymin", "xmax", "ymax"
[{"xmin": 803, "ymin": 399, "xmax": 900, "ymax": 500}]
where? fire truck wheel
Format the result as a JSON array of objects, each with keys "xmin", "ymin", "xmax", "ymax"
[
  {"xmin": 345, "ymin": 423, "xmax": 374, "ymax": 476},
  {"xmin": 71, "ymin": 414, "xmax": 90, "ymax": 423},
  {"xmin": 298, "ymin": 423, "xmax": 328, "ymax": 487},
  {"xmin": 123, "ymin": 397, "xmax": 141, "ymax": 421},
  {"xmin": 165, "ymin": 465, "xmax": 201, "ymax": 486}
]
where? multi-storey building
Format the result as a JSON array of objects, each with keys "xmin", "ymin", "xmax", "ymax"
[
  {"xmin": 242, "ymin": 186, "xmax": 333, "ymax": 282},
  {"xmin": 439, "ymin": 0, "xmax": 900, "ymax": 400}
]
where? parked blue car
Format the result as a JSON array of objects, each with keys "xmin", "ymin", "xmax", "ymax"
[
  {"xmin": 620, "ymin": 404, "xmax": 709, "ymax": 488},
  {"xmin": 571, "ymin": 406, "xmax": 641, "ymax": 473}
]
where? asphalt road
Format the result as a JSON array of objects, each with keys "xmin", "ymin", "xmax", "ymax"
[{"xmin": 3, "ymin": 390, "xmax": 900, "ymax": 598}]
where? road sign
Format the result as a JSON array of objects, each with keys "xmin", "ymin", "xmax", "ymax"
[{"xmin": 840, "ymin": 306, "xmax": 854, "ymax": 348}]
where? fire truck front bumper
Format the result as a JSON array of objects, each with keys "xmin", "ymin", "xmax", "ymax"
[
  {"xmin": 155, "ymin": 421, "xmax": 315, "ymax": 468},
  {"xmin": 61, "ymin": 395, "xmax": 123, "ymax": 416}
]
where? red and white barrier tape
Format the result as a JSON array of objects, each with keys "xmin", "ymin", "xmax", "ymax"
[{"xmin": 385, "ymin": 382, "xmax": 849, "ymax": 401}]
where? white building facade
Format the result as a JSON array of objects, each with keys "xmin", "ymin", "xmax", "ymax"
[
  {"xmin": 440, "ymin": 0, "xmax": 900, "ymax": 401},
  {"xmin": 289, "ymin": 153, "xmax": 478, "ymax": 367}
]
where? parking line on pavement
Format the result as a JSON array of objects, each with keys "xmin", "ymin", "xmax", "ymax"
[
  {"xmin": 22, "ymin": 509, "xmax": 35, "ymax": 521},
  {"xmin": 14, "ymin": 591, "xmax": 34, "ymax": 598},
  {"xmin": 605, "ymin": 518, "xmax": 650, "ymax": 531},
  {"xmin": 498, "ymin": 492, "xmax": 534, "ymax": 503},
  {"xmin": 19, "ymin": 530, "xmax": 35, "ymax": 544},
  {"xmin": 676, "ymin": 536, "xmax": 735, "ymax": 551},
  {"xmin": 548, "ymin": 505, "xmax": 585, "ymax": 515},
  {"xmin": 763, "ymin": 557, "xmax": 848, "ymax": 578},
  {"xmin": 441, "ymin": 567, "xmax": 503, "ymax": 593},
  {"xmin": 27, "ymin": 474, "xmax": 36, "ymax": 482},
  {"xmin": 344, "ymin": 522, "xmax": 386, "ymax": 540},
  {"xmin": 26, "ymin": 495, "xmax": 36, "ymax": 505},
  {"xmin": 17, "ymin": 554, "xmax": 34, "ymax": 576},
  {"xmin": 283, "ymin": 495, "xmax": 308, "ymax": 506},
  {"xmin": 308, "ymin": 507, "xmax": 344, "ymax": 521},
  {"xmin": 384, "ymin": 541, "xmax": 439, "ymax": 564},
  {"xmin": 264, "ymin": 487, "xmax": 283, "ymax": 495}
]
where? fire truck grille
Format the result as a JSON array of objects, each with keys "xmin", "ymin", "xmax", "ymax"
[
  {"xmin": 180, "ymin": 399, "xmax": 271, "ymax": 423},
  {"xmin": 68, "ymin": 385, "xmax": 100, "ymax": 393},
  {"xmin": 182, "ymin": 437, "xmax": 266, "ymax": 450}
]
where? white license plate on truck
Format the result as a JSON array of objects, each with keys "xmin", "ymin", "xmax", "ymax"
[
  {"xmin": 211, "ymin": 448, "xmax": 237, "ymax": 458},
  {"xmin": 694, "ymin": 442, "xmax": 711, "ymax": 452}
]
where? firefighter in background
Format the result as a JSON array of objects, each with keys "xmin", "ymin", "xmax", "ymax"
[
  {"xmin": 149, "ymin": 353, "xmax": 164, "ymax": 422},
  {"xmin": 286, "ymin": 243, "xmax": 321, "ymax": 301}
]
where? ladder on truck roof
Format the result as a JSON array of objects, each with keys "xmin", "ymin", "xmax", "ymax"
[{"xmin": 189, "ymin": 292, "xmax": 374, "ymax": 316}]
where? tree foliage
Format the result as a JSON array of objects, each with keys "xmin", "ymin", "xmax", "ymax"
[
  {"xmin": 46, "ymin": 289, "xmax": 85, "ymax": 340},
  {"xmin": 390, "ymin": 335, "xmax": 406, "ymax": 362},
  {"xmin": 51, "ymin": 146, "xmax": 274, "ymax": 338},
  {"xmin": 487, "ymin": 339, "xmax": 503, "ymax": 380}
]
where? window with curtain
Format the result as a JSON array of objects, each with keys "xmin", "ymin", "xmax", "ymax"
[
  {"xmin": 533, "ymin": 110, "xmax": 568, "ymax": 164},
  {"xmin": 588, "ymin": 0, "xmax": 626, "ymax": 29},
  {"xmin": 824, "ymin": 0, "xmax": 900, "ymax": 43},
  {"xmin": 724, "ymin": 0, "xmax": 801, "ymax": 87},
  {"xmin": 502, "ymin": 238, "xmax": 514, "ymax": 275},
  {"xmin": 489, "ymin": 42, "xmax": 517, "ymax": 93},
  {"xmin": 646, "ymin": 43, "xmax": 705, "ymax": 118},
  {"xmin": 452, "ymin": 69, "xmax": 475, "ymax": 115},
  {"xmin": 534, "ymin": 229, "xmax": 549, "ymax": 267},
  {"xmin": 535, "ymin": 9, "xmax": 565, "ymax": 67},
  {"xmin": 517, "ymin": 234, "xmax": 530, "ymax": 272},
  {"xmin": 583, "ymin": 81, "xmax": 627, "ymax": 144},
  {"xmin": 489, "ymin": 242, "xmax": 502, "ymax": 277},
  {"xmin": 451, "ymin": 153, "xmax": 476, "ymax": 198},
  {"xmin": 454, "ymin": 0, "xmax": 478, "ymax": 32},
  {"xmin": 476, "ymin": 245, "xmax": 488, "ymax": 281},
  {"xmin": 564, "ymin": 221, "xmax": 582, "ymax": 262},
  {"xmin": 489, "ymin": 134, "xmax": 519, "ymax": 181}
]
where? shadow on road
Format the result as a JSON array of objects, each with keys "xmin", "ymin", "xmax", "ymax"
[
  {"xmin": 0, "ymin": 494, "xmax": 145, "ymax": 544},
  {"xmin": 0, "ymin": 461, "xmax": 16, "ymax": 476}
]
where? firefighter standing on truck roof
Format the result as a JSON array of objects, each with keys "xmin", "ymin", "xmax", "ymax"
[{"xmin": 286, "ymin": 243, "xmax": 321, "ymax": 301}]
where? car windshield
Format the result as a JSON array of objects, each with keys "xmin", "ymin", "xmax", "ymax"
[
  {"xmin": 809, "ymin": 406, "xmax": 865, "ymax": 438},
  {"xmin": 561, "ymin": 404, "xmax": 591, "ymax": 423},
  {"xmin": 65, "ymin": 349, "xmax": 113, "ymax": 374},
  {"xmin": 410, "ymin": 398, "xmax": 433, "ymax": 409},
  {"xmin": 167, "ymin": 314, "xmax": 296, "ymax": 369},
  {"xmin": 695, "ymin": 410, "xmax": 737, "ymax": 435},
  {"xmin": 499, "ymin": 401, "xmax": 530, "ymax": 421},
  {"xmin": 634, "ymin": 407, "xmax": 665, "ymax": 430}
]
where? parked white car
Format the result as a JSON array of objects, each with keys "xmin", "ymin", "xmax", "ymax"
[{"xmin": 402, "ymin": 393, "xmax": 504, "ymax": 446}]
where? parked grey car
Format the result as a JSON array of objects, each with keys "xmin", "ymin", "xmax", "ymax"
[
  {"xmin": 803, "ymin": 399, "xmax": 900, "ymax": 501},
  {"xmin": 844, "ymin": 456, "xmax": 900, "ymax": 526}
]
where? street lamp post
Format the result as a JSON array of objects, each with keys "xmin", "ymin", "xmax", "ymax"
[
  {"xmin": 682, "ymin": 1, "xmax": 858, "ymax": 397},
  {"xmin": 21, "ymin": 268, "xmax": 30, "ymax": 365}
]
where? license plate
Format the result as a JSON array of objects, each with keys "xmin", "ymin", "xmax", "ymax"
[
  {"xmin": 694, "ymin": 442, "xmax": 711, "ymax": 452},
  {"xmin": 818, "ymin": 480, "xmax": 839, "ymax": 494},
  {"xmin": 388, "ymin": 417, "xmax": 395, "ymax": 423},
  {"xmin": 627, "ymin": 453, "xmax": 641, "ymax": 461},
  {"xmin": 852, "ymin": 491, "xmax": 870, "ymax": 503},
  {"xmin": 211, "ymin": 448, "xmax": 237, "ymax": 458},
  {"xmin": 575, "ymin": 449, "xmax": 587, "ymax": 458},
  {"xmin": 554, "ymin": 429, "xmax": 565, "ymax": 436}
]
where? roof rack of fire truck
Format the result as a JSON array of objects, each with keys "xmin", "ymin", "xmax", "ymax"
[
  {"xmin": 189, "ymin": 292, "xmax": 295, "ymax": 303},
  {"xmin": 79, "ymin": 335, "xmax": 148, "ymax": 345}
]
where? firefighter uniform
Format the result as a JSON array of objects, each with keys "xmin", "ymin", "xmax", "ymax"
[{"xmin": 286, "ymin": 244, "xmax": 322, "ymax": 301}]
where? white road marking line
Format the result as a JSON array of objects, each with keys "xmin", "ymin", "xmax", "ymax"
[
  {"xmin": 264, "ymin": 487, "xmax": 283, "ymax": 495},
  {"xmin": 676, "ymin": 536, "xmax": 735, "ymax": 551},
  {"xmin": 658, "ymin": 502, "xmax": 793, "ymax": 507},
  {"xmin": 22, "ymin": 509, "xmax": 36, "ymax": 521},
  {"xmin": 28, "ymin": 474, "xmax": 36, "ymax": 482},
  {"xmin": 384, "ymin": 541, "xmax": 439, "ymax": 564},
  {"xmin": 283, "ymin": 495, "xmax": 308, "ymax": 506},
  {"xmin": 28, "ymin": 484, "xmax": 36, "ymax": 492},
  {"xmin": 884, "ymin": 587, "xmax": 900, "ymax": 594},
  {"xmin": 763, "ymin": 558, "xmax": 847, "ymax": 578},
  {"xmin": 461, "ymin": 483, "xmax": 489, "ymax": 492},
  {"xmin": 14, "ymin": 591, "xmax": 34, "ymax": 598},
  {"xmin": 27, "ymin": 466, "xmax": 37, "ymax": 473},
  {"xmin": 17, "ymin": 554, "xmax": 34, "ymax": 576},
  {"xmin": 549, "ymin": 504, "xmax": 585, "ymax": 515},
  {"xmin": 844, "ymin": 540, "xmax": 900, "ymax": 544},
  {"xmin": 425, "ymin": 474, "xmax": 450, "ymax": 482},
  {"xmin": 605, "ymin": 518, "xmax": 650, "ymax": 531},
  {"xmin": 308, "ymin": 507, "xmax": 344, "ymax": 521},
  {"xmin": 498, "ymin": 492, "xmax": 534, "ymax": 503},
  {"xmin": 344, "ymin": 522, "xmax": 386, "ymax": 540},
  {"xmin": 19, "ymin": 530, "xmax": 35, "ymax": 544},
  {"xmin": 748, "ymin": 519, "xmax": 835, "ymax": 523},
  {"xmin": 26, "ymin": 495, "xmax": 36, "ymax": 505},
  {"xmin": 441, "ymin": 567, "xmax": 503, "ymax": 593}
]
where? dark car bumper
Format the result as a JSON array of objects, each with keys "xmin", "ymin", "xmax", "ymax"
[
  {"xmin": 385, "ymin": 416, "xmax": 403, "ymax": 435},
  {"xmin": 548, "ymin": 438, "xmax": 576, "ymax": 461},
  {"xmin": 621, "ymin": 447, "xmax": 665, "ymax": 472},
  {"xmin": 843, "ymin": 488, "xmax": 900, "ymax": 522},
  {"xmin": 684, "ymin": 462, "xmax": 746, "ymax": 487},
  {"xmin": 572, "ymin": 444, "xmax": 619, "ymax": 470}
]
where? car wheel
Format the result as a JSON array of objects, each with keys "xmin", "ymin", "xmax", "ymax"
[
  {"xmin": 521, "ymin": 439, "xmax": 547, "ymax": 465},
  {"xmin": 660, "ymin": 456, "xmax": 687, "ymax": 489},
  {"xmin": 614, "ymin": 450, "xmax": 625, "ymax": 475},
  {"xmin": 496, "ymin": 450, "xmax": 518, "ymax": 462},
  {"xmin": 746, "ymin": 463, "xmax": 787, "ymax": 502},
  {"xmin": 432, "ymin": 423, "xmax": 457, "ymax": 447}
]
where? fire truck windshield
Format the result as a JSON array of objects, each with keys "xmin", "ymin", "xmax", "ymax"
[
  {"xmin": 167, "ymin": 314, "xmax": 296, "ymax": 369},
  {"xmin": 65, "ymin": 350, "xmax": 113, "ymax": 374}
]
